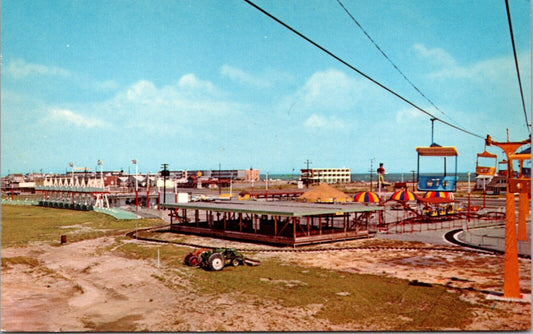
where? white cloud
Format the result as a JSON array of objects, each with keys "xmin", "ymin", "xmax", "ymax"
[
  {"xmin": 395, "ymin": 107, "xmax": 426, "ymax": 124},
  {"xmin": 220, "ymin": 65, "xmax": 270, "ymax": 88},
  {"xmin": 412, "ymin": 44, "xmax": 456, "ymax": 68},
  {"xmin": 295, "ymin": 69, "xmax": 362, "ymax": 112},
  {"xmin": 178, "ymin": 73, "xmax": 217, "ymax": 94},
  {"xmin": 413, "ymin": 44, "xmax": 531, "ymax": 86},
  {"xmin": 430, "ymin": 53, "xmax": 529, "ymax": 85},
  {"xmin": 104, "ymin": 74, "xmax": 245, "ymax": 135},
  {"xmin": 47, "ymin": 108, "xmax": 109, "ymax": 128},
  {"xmin": 304, "ymin": 113, "xmax": 347, "ymax": 130},
  {"xmin": 125, "ymin": 80, "xmax": 157, "ymax": 102},
  {"xmin": 6, "ymin": 58, "xmax": 71, "ymax": 79}
]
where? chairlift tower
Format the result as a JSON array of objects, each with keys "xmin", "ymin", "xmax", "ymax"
[{"xmin": 486, "ymin": 133, "xmax": 531, "ymax": 299}]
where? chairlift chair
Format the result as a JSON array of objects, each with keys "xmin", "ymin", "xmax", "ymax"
[
  {"xmin": 475, "ymin": 150, "xmax": 498, "ymax": 176},
  {"xmin": 416, "ymin": 146, "xmax": 458, "ymax": 192}
]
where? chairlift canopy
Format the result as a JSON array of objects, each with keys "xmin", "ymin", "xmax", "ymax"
[
  {"xmin": 416, "ymin": 146, "xmax": 458, "ymax": 157},
  {"xmin": 477, "ymin": 150, "xmax": 497, "ymax": 159}
]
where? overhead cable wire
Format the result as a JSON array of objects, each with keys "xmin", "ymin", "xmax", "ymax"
[
  {"xmin": 243, "ymin": 0, "xmax": 485, "ymax": 140},
  {"xmin": 336, "ymin": 0, "xmax": 456, "ymax": 125},
  {"xmin": 505, "ymin": 0, "xmax": 530, "ymax": 133}
]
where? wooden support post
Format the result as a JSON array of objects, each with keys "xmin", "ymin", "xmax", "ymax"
[
  {"xmin": 344, "ymin": 213, "xmax": 347, "ymax": 234},
  {"xmin": 223, "ymin": 212, "xmax": 227, "ymax": 230}
]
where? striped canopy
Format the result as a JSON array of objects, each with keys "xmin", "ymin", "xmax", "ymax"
[
  {"xmin": 354, "ymin": 191, "xmax": 380, "ymax": 203},
  {"xmin": 390, "ymin": 190, "xmax": 419, "ymax": 202},
  {"xmin": 424, "ymin": 191, "xmax": 454, "ymax": 199}
]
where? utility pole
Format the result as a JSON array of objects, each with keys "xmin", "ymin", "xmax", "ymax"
[
  {"xmin": 370, "ymin": 158, "xmax": 375, "ymax": 192},
  {"xmin": 304, "ymin": 159, "xmax": 312, "ymax": 188},
  {"xmin": 161, "ymin": 163, "xmax": 169, "ymax": 204}
]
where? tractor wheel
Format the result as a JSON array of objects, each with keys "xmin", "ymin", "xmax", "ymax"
[
  {"xmin": 184, "ymin": 253, "xmax": 193, "ymax": 265},
  {"xmin": 208, "ymin": 253, "xmax": 225, "ymax": 271},
  {"xmin": 231, "ymin": 258, "xmax": 241, "ymax": 267},
  {"xmin": 189, "ymin": 256, "xmax": 199, "ymax": 266}
]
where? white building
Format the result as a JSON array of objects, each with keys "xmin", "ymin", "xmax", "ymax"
[{"xmin": 300, "ymin": 168, "xmax": 351, "ymax": 185}]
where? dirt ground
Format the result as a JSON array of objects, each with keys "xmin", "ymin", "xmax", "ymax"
[{"xmin": 1, "ymin": 230, "xmax": 531, "ymax": 331}]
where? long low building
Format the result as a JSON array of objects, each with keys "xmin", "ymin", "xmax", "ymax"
[
  {"xmin": 161, "ymin": 200, "xmax": 382, "ymax": 246},
  {"xmin": 300, "ymin": 168, "xmax": 351, "ymax": 185}
]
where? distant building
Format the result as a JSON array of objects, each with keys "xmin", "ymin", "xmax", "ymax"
[
  {"xmin": 187, "ymin": 169, "xmax": 260, "ymax": 182},
  {"xmin": 246, "ymin": 168, "xmax": 260, "ymax": 182},
  {"xmin": 300, "ymin": 168, "xmax": 351, "ymax": 185}
]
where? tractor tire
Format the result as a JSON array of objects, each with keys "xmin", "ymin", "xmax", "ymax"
[
  {"xmin": 184, "ymin": 253, "xmax": 193, "ymax": 266},
  {"xmin": 208, "ymin": 253, "xmax": 225, "ymax": 271},
  {"xmin": 189, "ymin": 256, "xmax": 199, "ymax": 266},
  {"xmin": 231, "ymin": 258, "xmax": 241, "ymax": 267}
]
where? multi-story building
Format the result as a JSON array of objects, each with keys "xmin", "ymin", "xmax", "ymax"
[
  {"xmin": 300, "ymin": 168, "xmax": 351, "ymax": 185},
  {"xmin": 187, "ymin": 169, "xmax": 260, "ymax": 182}
]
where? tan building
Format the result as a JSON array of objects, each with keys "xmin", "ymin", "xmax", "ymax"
[{"xmin": 245, "ymin": 168, "xmax": 260, "ymax": 182}]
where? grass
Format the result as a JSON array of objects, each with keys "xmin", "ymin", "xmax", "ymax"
[
  {"xmin": 112, "ymin": 241, "xmax": 476, "ymax": 330},
  {"xmin": 189, "ymin": 260, "xmax": 474, "ymax": 331},
  {"xmin": 1, "ymin": 256, "xmax": 40, "ymax": 269},
  {"xmin": 1, "ymin": 204, "xmax": 164, "ymax": 247}
]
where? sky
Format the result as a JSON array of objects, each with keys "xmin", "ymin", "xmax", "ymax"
[{"xmin": 1, "ymin": 0, "xmax": 531, "ymax": 176}]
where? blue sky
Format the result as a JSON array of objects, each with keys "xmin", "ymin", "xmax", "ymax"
[{"xmin": 2, "ymin": 0, "xmax": 530, "ymax": 175}]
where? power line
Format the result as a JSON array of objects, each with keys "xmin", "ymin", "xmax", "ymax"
[
  {"xmin": 243, "ymin": 0, "xmax": 485, "ymax": 140},
  {"xmin": 505, "ymin": 0, "xmax": 530, "ymax": 133},
  {"xmin": 336, "ymin": 0, "xmax": 456, "ymax": 125}
]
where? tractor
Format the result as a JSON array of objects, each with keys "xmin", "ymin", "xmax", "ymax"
[{"xmin": 184, "ymin": 247, "xmax": 259, "ymax": 271}]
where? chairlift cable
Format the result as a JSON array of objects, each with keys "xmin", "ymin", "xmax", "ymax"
[
  {"xmin": 504, "ymin": 0, "xmax": 530, "ymax": 133},
  {"xmin": 336, "ymin": 0, "xmax": 457, "ymax": 125},
  {"xmin": 243, "ymin": 0, "xmax": 485, "ymax": 140}
]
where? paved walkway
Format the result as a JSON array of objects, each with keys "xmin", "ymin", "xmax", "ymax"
[
  {"xmin": 376, "ymin": 222, "xmax": 531, "ymax": 257},
  {"xmin": 93, "ymin": 207, "xmax": 139, "ymax": 220}
]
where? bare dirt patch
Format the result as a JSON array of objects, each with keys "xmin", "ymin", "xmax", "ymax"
[{"xmin": 1, "ymin": 232, "xmax": 531, "ymax": 331}]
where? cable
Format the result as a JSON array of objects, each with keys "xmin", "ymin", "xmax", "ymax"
[
  {"xmin": 505, "ymin": 0, "xmax": 530, "ymax": 133},
  {"xmin": 243, "ymin": 0, "xmax": 485, "ymax": 140},
  {"xmin": 336, "ymin": 0, "xmax": 456, "ymax": 125}
]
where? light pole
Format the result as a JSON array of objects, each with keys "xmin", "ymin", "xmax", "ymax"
[
  {"xmin": 304, "ymin": 159, "xmax": 312, "ymax": 188},
  {"xmin": 69, "ymin": 162, "xmax": 74, "ymax": 183},
  {"xmin": 161, "ymin": 163, "xmax": 169, "ymax": 204},
  {"xmin": 132, "ymin": 159, "xmax": 138, "ymax": 211},
  {"xmin": 98, "ymin": 160, "xmax": 103, "ymax": 187}
]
